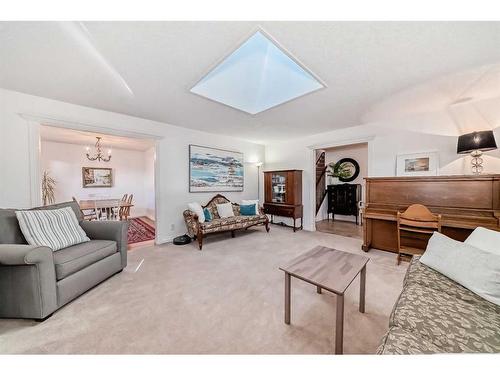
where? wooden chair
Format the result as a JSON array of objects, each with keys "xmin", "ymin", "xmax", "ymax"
[
  {"xmin": 397, "ymin": 204, "xmax": 441, "ymax": 265},
  {"xmin": 73, "ymin": 197, "xmax": 97, "ymax": 221},
  {"xmin": 120, "ymin": 194, "xmax": 133, "ymax": 220}
]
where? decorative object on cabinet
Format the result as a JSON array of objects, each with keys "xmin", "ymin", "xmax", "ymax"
[
  {"xmin": 396, "ymin": 204, "xmax": 441, "ymax": 265},
  {"xmin": 457, "ymin": 130, "xmax": 497, "ymax": 174},
  {"xmin": 362, "ymin": 175, "xmax": 500, "ymax": 253},
  {"xmin": 189, "ymin": 145, "xmax": 244, "ymax": 192},
  {"xmin": 263, "ymin": 170, "xmax": 303, "ymax": 232},
  {"xmin": 327, "ymin": 159, "xmax": 355, "ymax": 184},
  {"xmin": 82, "ymin": 167, "xmax": 113, "ymax": 188},
  {"xmin": 396, "ymin": 152, "xmax": 438, "ymax": 176},
  {"xmin": 330, "ymin": 158, "xmax": 360, "ymax": 183},
  {"xmin": 327, "ymin": 183, "xmax": 361, "ymax": 224}
]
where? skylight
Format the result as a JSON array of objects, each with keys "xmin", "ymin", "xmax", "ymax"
[{"xmin": 190, "ymin": 31, "xmax": 325, "ymax": 115}]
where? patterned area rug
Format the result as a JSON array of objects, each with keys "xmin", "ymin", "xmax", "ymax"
[{"xmin": 128, "ymin": 217, "xmax": 155, "ymax": 244}]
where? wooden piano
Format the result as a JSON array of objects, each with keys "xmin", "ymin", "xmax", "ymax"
[{"xmin": 362, "ymin": 175, "xmax": 500, "ymax": 253}]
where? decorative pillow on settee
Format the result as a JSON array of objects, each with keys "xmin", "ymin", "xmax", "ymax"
[
  {"xmin": 420, "ymin": 232, "xmax": 500, "ymax": 306},
  {"xmin": 188, "ymin": 202, "xmax": 205, "ymax": 223},
  {"xmin": 216, "ymin": 203, "xmax": 234, "ymax": 218},
  {"xmin": 464, "ymin": 226, "xmax": 500, "ymax": 256}
]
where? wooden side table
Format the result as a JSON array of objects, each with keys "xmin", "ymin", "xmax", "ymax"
[{"xmin": 279, "ymin": 246, "xmax": 369, "ymax": 354}]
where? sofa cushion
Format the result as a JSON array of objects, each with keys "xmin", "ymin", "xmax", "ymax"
[
  {"xmin": 204, "ymin": 195, "xmax": 232, "ymax": 219},
  {"xmin": 390, "ymin": 282, "xmax": 500, "ymax": 353},
  {"xmin": 420, "ymin": 232, "xmax": 500, "ymax": 306},
  {"xmin": 16, "ymin": 207, "xmax": 90, "ymax": 251},
  {"xmin": 377, "ymin": 326, "xmax": 444, "ymax": 355},
  {"xmin": 0, "ymin": 201, "xmax": 83, "ymax": 245},
  {"xmin": 464, "ymin": 226, "xmax": 500, "ymax": 256},
  {"xmin": 200, "ymin": 214, "xmax": 267, "ymax": 233},
  {"xmin": 404, "ymin": 257, "xmax": 495, "ymax": 308},
  {"xmin": 0, "ymin": 209, "xmax": 27, "ymax": 244},
  {"xmin": 53, "ymin": 240, "xmax": 117, "ymax": 280},
  {"xmin": 216, "ymin": 202, "xmax": 234, "ymax": 218}
]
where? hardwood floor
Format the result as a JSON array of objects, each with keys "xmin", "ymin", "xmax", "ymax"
[{"xmin": 315, "ymin": 219, "xmax": 362, "ymax": 239}]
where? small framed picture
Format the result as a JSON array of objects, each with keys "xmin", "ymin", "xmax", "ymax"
[
  {"xmin": 82, "ymin": 167, "xmax": 113, "ymax": 188},
  {"xmin": 396, "ymin": 152, "xmax": 439, "ymax": 176}
]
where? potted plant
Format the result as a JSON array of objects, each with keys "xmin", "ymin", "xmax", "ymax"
[
  {"xmin": 327, "ymin": 161, "xmax": 351, "ymax": 185},
  {"xmin": 41, "ymin": 171, "xmax": 56, "ymax": 206}
]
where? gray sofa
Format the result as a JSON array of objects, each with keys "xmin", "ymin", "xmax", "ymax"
[
  {"xmin": 377, "ymin": 256, "xmax": 500, "ymax": 354},
  {"xmin": 0, "ymin": 201, "xmax": 128, "ymax": 320}
]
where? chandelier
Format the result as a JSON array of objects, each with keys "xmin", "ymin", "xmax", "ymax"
[{"xmin": 86, "ymin": 137, "xmax": 112, "ymax": 162}]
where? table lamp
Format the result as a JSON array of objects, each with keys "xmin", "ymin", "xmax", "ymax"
[{"xmin": 457, "ymin": 130, "xmax": 497, "ymax": 174}]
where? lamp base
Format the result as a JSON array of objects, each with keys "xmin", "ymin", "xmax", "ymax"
[{"xmin": 471, "ymin": 150, "xmax": 483, "ymax": 175}]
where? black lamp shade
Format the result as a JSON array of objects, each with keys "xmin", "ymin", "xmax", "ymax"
[{"xmin": 457, "ymin": 130, "xmax": 497, "ymax": 154}]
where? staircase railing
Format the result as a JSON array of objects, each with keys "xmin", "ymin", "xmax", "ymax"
[{"xmin": 315, "ymin": 151, "xmax": 327, "ymax": 214}]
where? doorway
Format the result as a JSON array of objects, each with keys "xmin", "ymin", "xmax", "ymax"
[
  {"xmin": 314, "ymin": 142, "xmax": 368, "ymax": 239},
  {"xmin": 39, "ymin": 125, "xmax": 158, "ymax": 249}
]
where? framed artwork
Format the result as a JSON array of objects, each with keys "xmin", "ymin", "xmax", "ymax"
[
  {"xmin": 336, "ymin": 158, "xmax": 360, "ymax": 182},
  {"xmin": 82, "ymin": 167, "xmax": 113, "ymax": 188},
  {"xmin": 189, "ymin": 145, "xmax": 244, "ymax": 192},
  {"xmin": 396, "ymin": 152, "xmax": 439, "ymax": 176}
]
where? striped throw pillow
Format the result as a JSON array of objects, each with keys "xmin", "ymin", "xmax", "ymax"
[{"xmin": 16, "ymin": 207, "xmax": 90, "ymax": 251}]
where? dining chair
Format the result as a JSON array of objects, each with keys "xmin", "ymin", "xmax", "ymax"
[
  {"xmin": 94, "ymin": 201, "xmax": 108, "ymax": 221},
  {"xmin": 109, "ymin": 199, "xmax": 122, "ymax": 221},
  {"xmin": 73, "ymin": 197, "xmax": 97, "ymax": 221},
  {"xmin": 121, "ymin": 194, "xmax": 133, "ymax": 220},
  {"xmin": 396, "ymin": 204, "xmax": 441, "ymax": 265}
]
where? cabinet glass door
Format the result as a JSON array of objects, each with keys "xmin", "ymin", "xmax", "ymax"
[{"xmin": 271, "ymin": 173, "xmax": 287, "ymax": 203}]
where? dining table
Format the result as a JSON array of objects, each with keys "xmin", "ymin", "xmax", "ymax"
[{"xmin": 79, "ymin": 199, "xmax": 134, "ymax": 221}]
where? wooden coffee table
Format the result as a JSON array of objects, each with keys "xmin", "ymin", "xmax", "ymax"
[{"xmin": 279, "ymin": 246, "xmax": 369, "ymax": 354}]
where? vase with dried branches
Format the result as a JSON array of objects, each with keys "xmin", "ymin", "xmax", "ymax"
[{"xmin": 41, "ymin": 171, "xmax": 56, "ymax": 206}]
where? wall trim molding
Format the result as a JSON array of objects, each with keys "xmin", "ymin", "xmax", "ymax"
[{"xmin": 18, "ymin": 113, "xmax": 163, "ymax": 140}]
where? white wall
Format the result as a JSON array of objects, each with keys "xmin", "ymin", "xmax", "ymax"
[
  {"xmin": 316, "ymin": 143, "xmax": 368, "ymax": 222},
  {"xmin": 143, "ymin": 146, "xmax": 156, "ymax": 220},
  {"xmin": 0, "ymin": 88, "xmax": 264, "ymax": 243},
  {"xmin": 41, "ymin": 140, "xmax": 153, "ymax": 218},
  {"xmin": 265, "ymin": 117, "xmax": 500, "ymax": 232}
]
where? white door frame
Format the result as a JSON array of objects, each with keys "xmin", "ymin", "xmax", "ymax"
[
  {"xmin": 306, "ymin": 136, "xmax": 375, "ymax": 232},
  {"xmin": 20, "ymin": 113, "xmax": 164, "ymax": 244}
]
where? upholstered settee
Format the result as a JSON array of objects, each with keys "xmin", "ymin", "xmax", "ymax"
[
  {"xmin": 183, "ymin": 194, "xmax": 269, "ymax": 250},
  {"xmin": 377, "ymin": 256, "xmax": 500, "ymax": 354},
  {"xmin": 0, "ymin": 201, "xmax": 128, "ymax": 320}
]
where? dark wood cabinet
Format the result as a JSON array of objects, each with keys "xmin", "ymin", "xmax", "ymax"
[
  {"xmin": 327, "ymin": 184, "xmax": 361, "ymax": 224},
  {"xmin": 264, "ymin": 170, "xmax": 303, "ymax": 231}
]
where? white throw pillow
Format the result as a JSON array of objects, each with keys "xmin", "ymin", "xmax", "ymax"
[
  {"xmin": 216, "ymin": 202, "xmax": 234, "ymax": 218},
  {"xmin": 188, "ymin": 202, "xmax": 205, "ymax": 223},
  {"xmin": 16, "ymin": 207, "xmax": 90, "ymax": 251},
  {"xmin": 241, "ymin": 199, "xmax": 259, "ymax": 215},
  {"xmin": 420, "ymin": 232, "xmax": 500, "ymax": 306},
  {"xmin": 464, "ymin": 227, "xmax": 500, "ymax": 256}
]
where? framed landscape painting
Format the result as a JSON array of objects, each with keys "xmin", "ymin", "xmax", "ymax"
[
  {"xmin": 396, "ymin": 152, "xmax": 438, "ymax": 176},
  {"xmin": 189, "ymin": 145, "xmax": 244, "ymax": 192},
  {"xmin": 82, "ymin": 167, "xmax": 113, "ymax": 188}
]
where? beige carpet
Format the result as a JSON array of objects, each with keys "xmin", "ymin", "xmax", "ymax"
[{"xmin": 0, "ymin": 226, "xmax": 407, "ymax": 354}]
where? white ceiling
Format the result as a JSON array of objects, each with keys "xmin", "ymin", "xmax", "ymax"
[
  {"xmin": 40, "ymin": 125, "xmax": 156, "ymax": 151},
  {"xmin": 2, "ymin": 21, "xmax": 500, "ymax": 142}
]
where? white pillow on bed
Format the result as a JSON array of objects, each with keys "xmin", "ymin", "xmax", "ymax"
[
  {"xmin": 420, "ymin": 232, "xmax": 500, "ymax": 306},
  {"xmin": 464, "ymin": 226, "xmax": 500, "ymax": 256}
]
